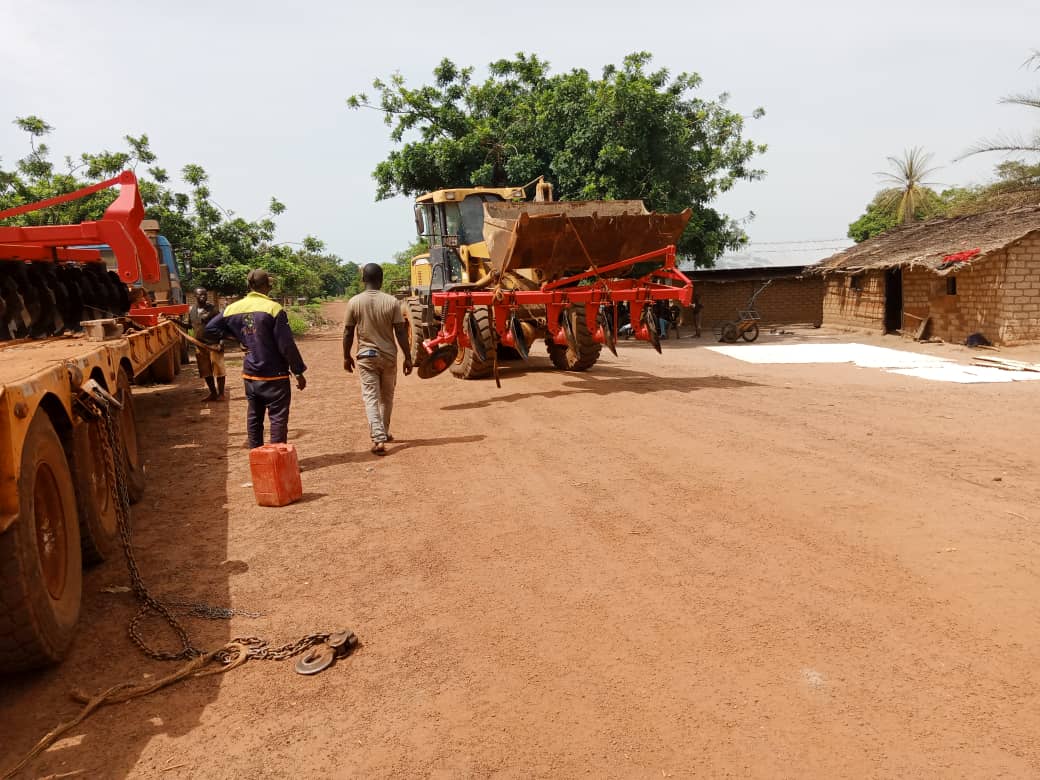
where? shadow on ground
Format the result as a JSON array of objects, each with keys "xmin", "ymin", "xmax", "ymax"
[
  {"xmin": 441, "ymin": 364, "xmax": 759, "ymax": 412},
  {"xmin": 298, "ymin": 435, "xmax": 487, "ymax": 473},
  {"xmin": 0, "ymin": 366, "xmax": 232, "ymax": 778}
]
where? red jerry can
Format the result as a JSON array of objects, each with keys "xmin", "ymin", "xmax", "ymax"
[{"xmin": 249, "ymin": 443, "xmax": 303, "ymax": 507}]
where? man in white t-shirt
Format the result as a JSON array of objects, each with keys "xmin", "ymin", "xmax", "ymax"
[{"xmin": 343, "ymin": 264, "xmax": 413, "ymax": 455}]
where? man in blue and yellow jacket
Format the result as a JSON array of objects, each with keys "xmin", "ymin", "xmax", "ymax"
[{"xmin": 206, "ymin": 269, "xmax": 307, "ymax": 449}]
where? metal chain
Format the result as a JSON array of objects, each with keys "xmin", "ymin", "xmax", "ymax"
[{"xmin": 92, "ymin": 392, "xmax": 333, "ymax": 665}]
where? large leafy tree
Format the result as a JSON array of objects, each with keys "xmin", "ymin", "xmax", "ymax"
[
  {"xmin": 1, "ymin": 117, "xmax": 353, "ymax": 298},
  {"xmin": 349, "ymin": 52, "xmax": 766, "ymax": 266}
]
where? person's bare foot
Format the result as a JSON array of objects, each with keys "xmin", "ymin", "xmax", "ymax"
[
  {"xmin": 371, "ymin": 442, "xmax": 386, "ymax": 456},
  {"xmin": 203, "ymin": 394, "xmax": 218, "ymax": 403},
  {"xmin": 384, "ymin": 434, "xmax": 394, "ymax": 442}
]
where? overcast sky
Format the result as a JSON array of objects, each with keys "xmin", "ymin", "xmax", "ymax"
[{"xmin": 2, "ymin": 0, "xmax": 1037, "ymax": 266}]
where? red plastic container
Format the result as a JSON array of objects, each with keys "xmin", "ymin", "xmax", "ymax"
[{"xmin": 249, "ymin": 443, "xmax": 303, "ymax": 507}]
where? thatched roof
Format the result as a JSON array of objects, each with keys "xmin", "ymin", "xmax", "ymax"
[{"xmin": 810, "ymin": 205, "xmax": 1040, "ymax": 275}]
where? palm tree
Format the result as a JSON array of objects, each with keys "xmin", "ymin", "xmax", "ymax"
[
  {"xmin": 876, "ymin": 147, "xmax": 942, "ymax": 224},
  {"xmin": 961, "ymin": 49, "xmax": 1040, "ymax": 158}
]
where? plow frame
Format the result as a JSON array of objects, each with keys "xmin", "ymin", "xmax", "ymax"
[
  {"xmin": 0, "ymin": 170, "xmax": 159, "ymax": 284},
  {"xmin": 423, "ymin": 245, "xmax": 693, "ymax": 353}
]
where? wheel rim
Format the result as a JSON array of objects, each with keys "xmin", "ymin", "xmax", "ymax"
[
  {"xmin": 88, "ymin": 420, "xmax": 116, "ymax": 534},
  {"xmin": 34, "ymin": 462, "xmax": 68, "ymax": 599}
]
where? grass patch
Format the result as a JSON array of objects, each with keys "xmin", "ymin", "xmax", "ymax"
[{"xmin": 286, "ymin": 303, "xmax": 330, "ymax": 336}]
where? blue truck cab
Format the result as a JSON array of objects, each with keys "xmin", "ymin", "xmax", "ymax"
[{"xmin": 92, "ymin": 219, "xmax": 185, "ymax": 304}]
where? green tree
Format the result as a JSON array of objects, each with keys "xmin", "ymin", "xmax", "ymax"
[
  {"xmin": 349, "ymin": 52, "xmax": 766, "ymax": 266},
  {"xmin": 1, "ymin": 118, "xmax": 357, "ymax": 299}
]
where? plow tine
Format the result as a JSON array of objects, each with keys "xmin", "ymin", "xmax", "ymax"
[
  {"xmin": 509, "ymin": 314, "xmax": 530, "ymax": 361},
  {"xmin": 599, "ymin": 305, "xmax": 618, "ymax": 357},
  {"xmin": 642, "ymin": 306, "xmax": 662, "ymax": 354},
  {"xmin": 560, "ymin": 307, "xmax": 580, "ymax": 355}
]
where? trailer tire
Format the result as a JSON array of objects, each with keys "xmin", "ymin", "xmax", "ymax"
[
  {"xmin": 115, "ymin": 370, "xmax": 146, "ymax": 504},
  {"xmin": 0, "ymin": 412, "xmax": 83, "ymax": 671},
  {"xmin": 73, "ymin": 418, "xmax": 120, "ymax": 564},
  {"xmin": 548, "ymin": 305, "xmax": 601, "ymax": 372},
  {"xmin": 150, "ymin": 347, "xmax": 177, "ymax": 384},
  {"xmin": 450, "ymin": 306, "xmax": 495, "ymax": 380}
]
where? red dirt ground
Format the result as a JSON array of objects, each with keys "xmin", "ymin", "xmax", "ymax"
[{"xmin": 2, "ymin": 301, "xmax": 1039, "ymax": 778}]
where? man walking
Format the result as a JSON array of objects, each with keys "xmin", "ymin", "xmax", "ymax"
[
  {"xmin": 206, "ymin": 270, "xmax": 306, "ymax": 449},
  {"xmin": 189, "ymin": 287, "xmax": 226, "ymax": 401},
  {"xmin": 343, "ymin": 263, "xmax": 412, "ymax": 455}
]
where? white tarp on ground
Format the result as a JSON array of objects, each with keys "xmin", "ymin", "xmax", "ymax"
[{"xmin": 706, "ymin": 343, "xmax": 1040, "ymax": 384}]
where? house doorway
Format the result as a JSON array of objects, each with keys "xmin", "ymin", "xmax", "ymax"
[{"xmin": 884, "ymin": 268, "xmax": 903, "ymax": 333}]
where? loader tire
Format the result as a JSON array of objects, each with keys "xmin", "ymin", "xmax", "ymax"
[
  {"xmin": 0, "ymin": 412, "xmax": 83, "ymax": 672},
  {"xmin": 548, "ymin": 305, "xmax": 601, "ymax": 372},
  {"xmin": 73, "ymin": 417, "xmax": 120, "ymax": 564},
  {"xmin": 450, "ymin": 306, "xmax": 495, "ymax": 380},
  {"xmin": 116, "ymin": 369, "xmax": 146, "ymax": 504},
  {"xmin": 405, "ymin": 298, "xmax": 431, "ymax": 366}
]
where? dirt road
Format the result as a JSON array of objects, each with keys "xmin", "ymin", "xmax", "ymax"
[{"xmin": 3, "ymin": 301, "xmax": 1040, "ymax": 778}]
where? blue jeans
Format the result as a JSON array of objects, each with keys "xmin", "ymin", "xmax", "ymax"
[{"xmin": 658, "ymin": 317, "xmax": 670, "ymax": 338}]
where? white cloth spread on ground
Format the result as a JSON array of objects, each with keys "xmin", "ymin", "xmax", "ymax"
[{"xmin": 707, "ymin": 343, "xmax": 1040, "ymax": 384}]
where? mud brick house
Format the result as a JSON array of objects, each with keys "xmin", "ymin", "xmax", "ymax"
[
  {"xmin": 679, "ymin": 265, "xmax": 824, "ymax": 330},
  {"xmin": 811, "ymin": 206, "xmax": 1040, "ymax": 344}
]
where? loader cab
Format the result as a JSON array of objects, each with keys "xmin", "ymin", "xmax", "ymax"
[{"xmin": 413, "ymin": 186, "xmax": 525, "ymax": 291}]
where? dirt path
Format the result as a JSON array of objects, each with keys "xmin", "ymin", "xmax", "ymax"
[{"xmin": 3, "ymin": 302, "xmax": 1040, "ymax": 778}]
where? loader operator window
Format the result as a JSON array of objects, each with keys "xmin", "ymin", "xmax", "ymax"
[
  {"xmin": 458, "ymin": 194, "xmax": 503, "ymax": 245},
  {"xmin": 444, "ymin": 203, "xmax": 462, "ymax": 239}
]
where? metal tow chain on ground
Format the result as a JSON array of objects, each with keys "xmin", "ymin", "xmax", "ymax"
[
  {"xmin": 93, "ymin": 390, "xmax": 357, "ymax": 667},
  {"xmin": 1, "ymin": 384, "xmax": 358, "ymax": 780}
]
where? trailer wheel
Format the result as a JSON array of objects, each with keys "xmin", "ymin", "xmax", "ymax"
[
  {"xmin": 73, "ymin": 417, "xmax": 120, "ymax": 564},
  {"xmin": 741, "ymin": 323, "xmax": 760, "ymax": 343},
  {"xmin": 548, "ymin": 305, "xmax": 601, "ymax": 371},
  {"xmin": 115, "ymin": 369, "xmax": 146, "ymax": 504},
  {"xmin": 150, "ymin": 347, "xmax": 177, "ymax": 383},
  {"xmin": 450, "ymin": 306, "xmax": 495, "ymax": 380},
  {"xmin": 0, "ymin": 412, "xmax": 83, "ymax": 671}
]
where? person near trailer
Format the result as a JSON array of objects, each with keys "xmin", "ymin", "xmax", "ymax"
[
  {"xmin": 205, "ymin": 270, "xmax": 307, "ymax": 449},
  {"xmin": 189, "ymin": 287, "xmax": 226, "ymax": 401}
]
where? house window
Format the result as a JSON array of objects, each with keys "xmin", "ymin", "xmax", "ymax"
[
  {"xmin": 946, "ymin": 277, "xmax": 957, "ymax": 296},
  {"xmin": 849, "ymin": 275, "xmax": 862, "ymax": 291}
]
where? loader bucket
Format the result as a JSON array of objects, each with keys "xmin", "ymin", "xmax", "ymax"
[{"xmin": 483, "ymin": 201, "xmax": 691, "ymax": 281}]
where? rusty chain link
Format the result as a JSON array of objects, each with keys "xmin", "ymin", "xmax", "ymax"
[{"xmin": 89, "ymin": 386, "xmax": 337, "ymax": 666}]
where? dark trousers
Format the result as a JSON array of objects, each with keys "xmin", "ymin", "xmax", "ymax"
[{"xmin": 244, "ymin": 378, "xmax": 291, "ymax": 449}]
